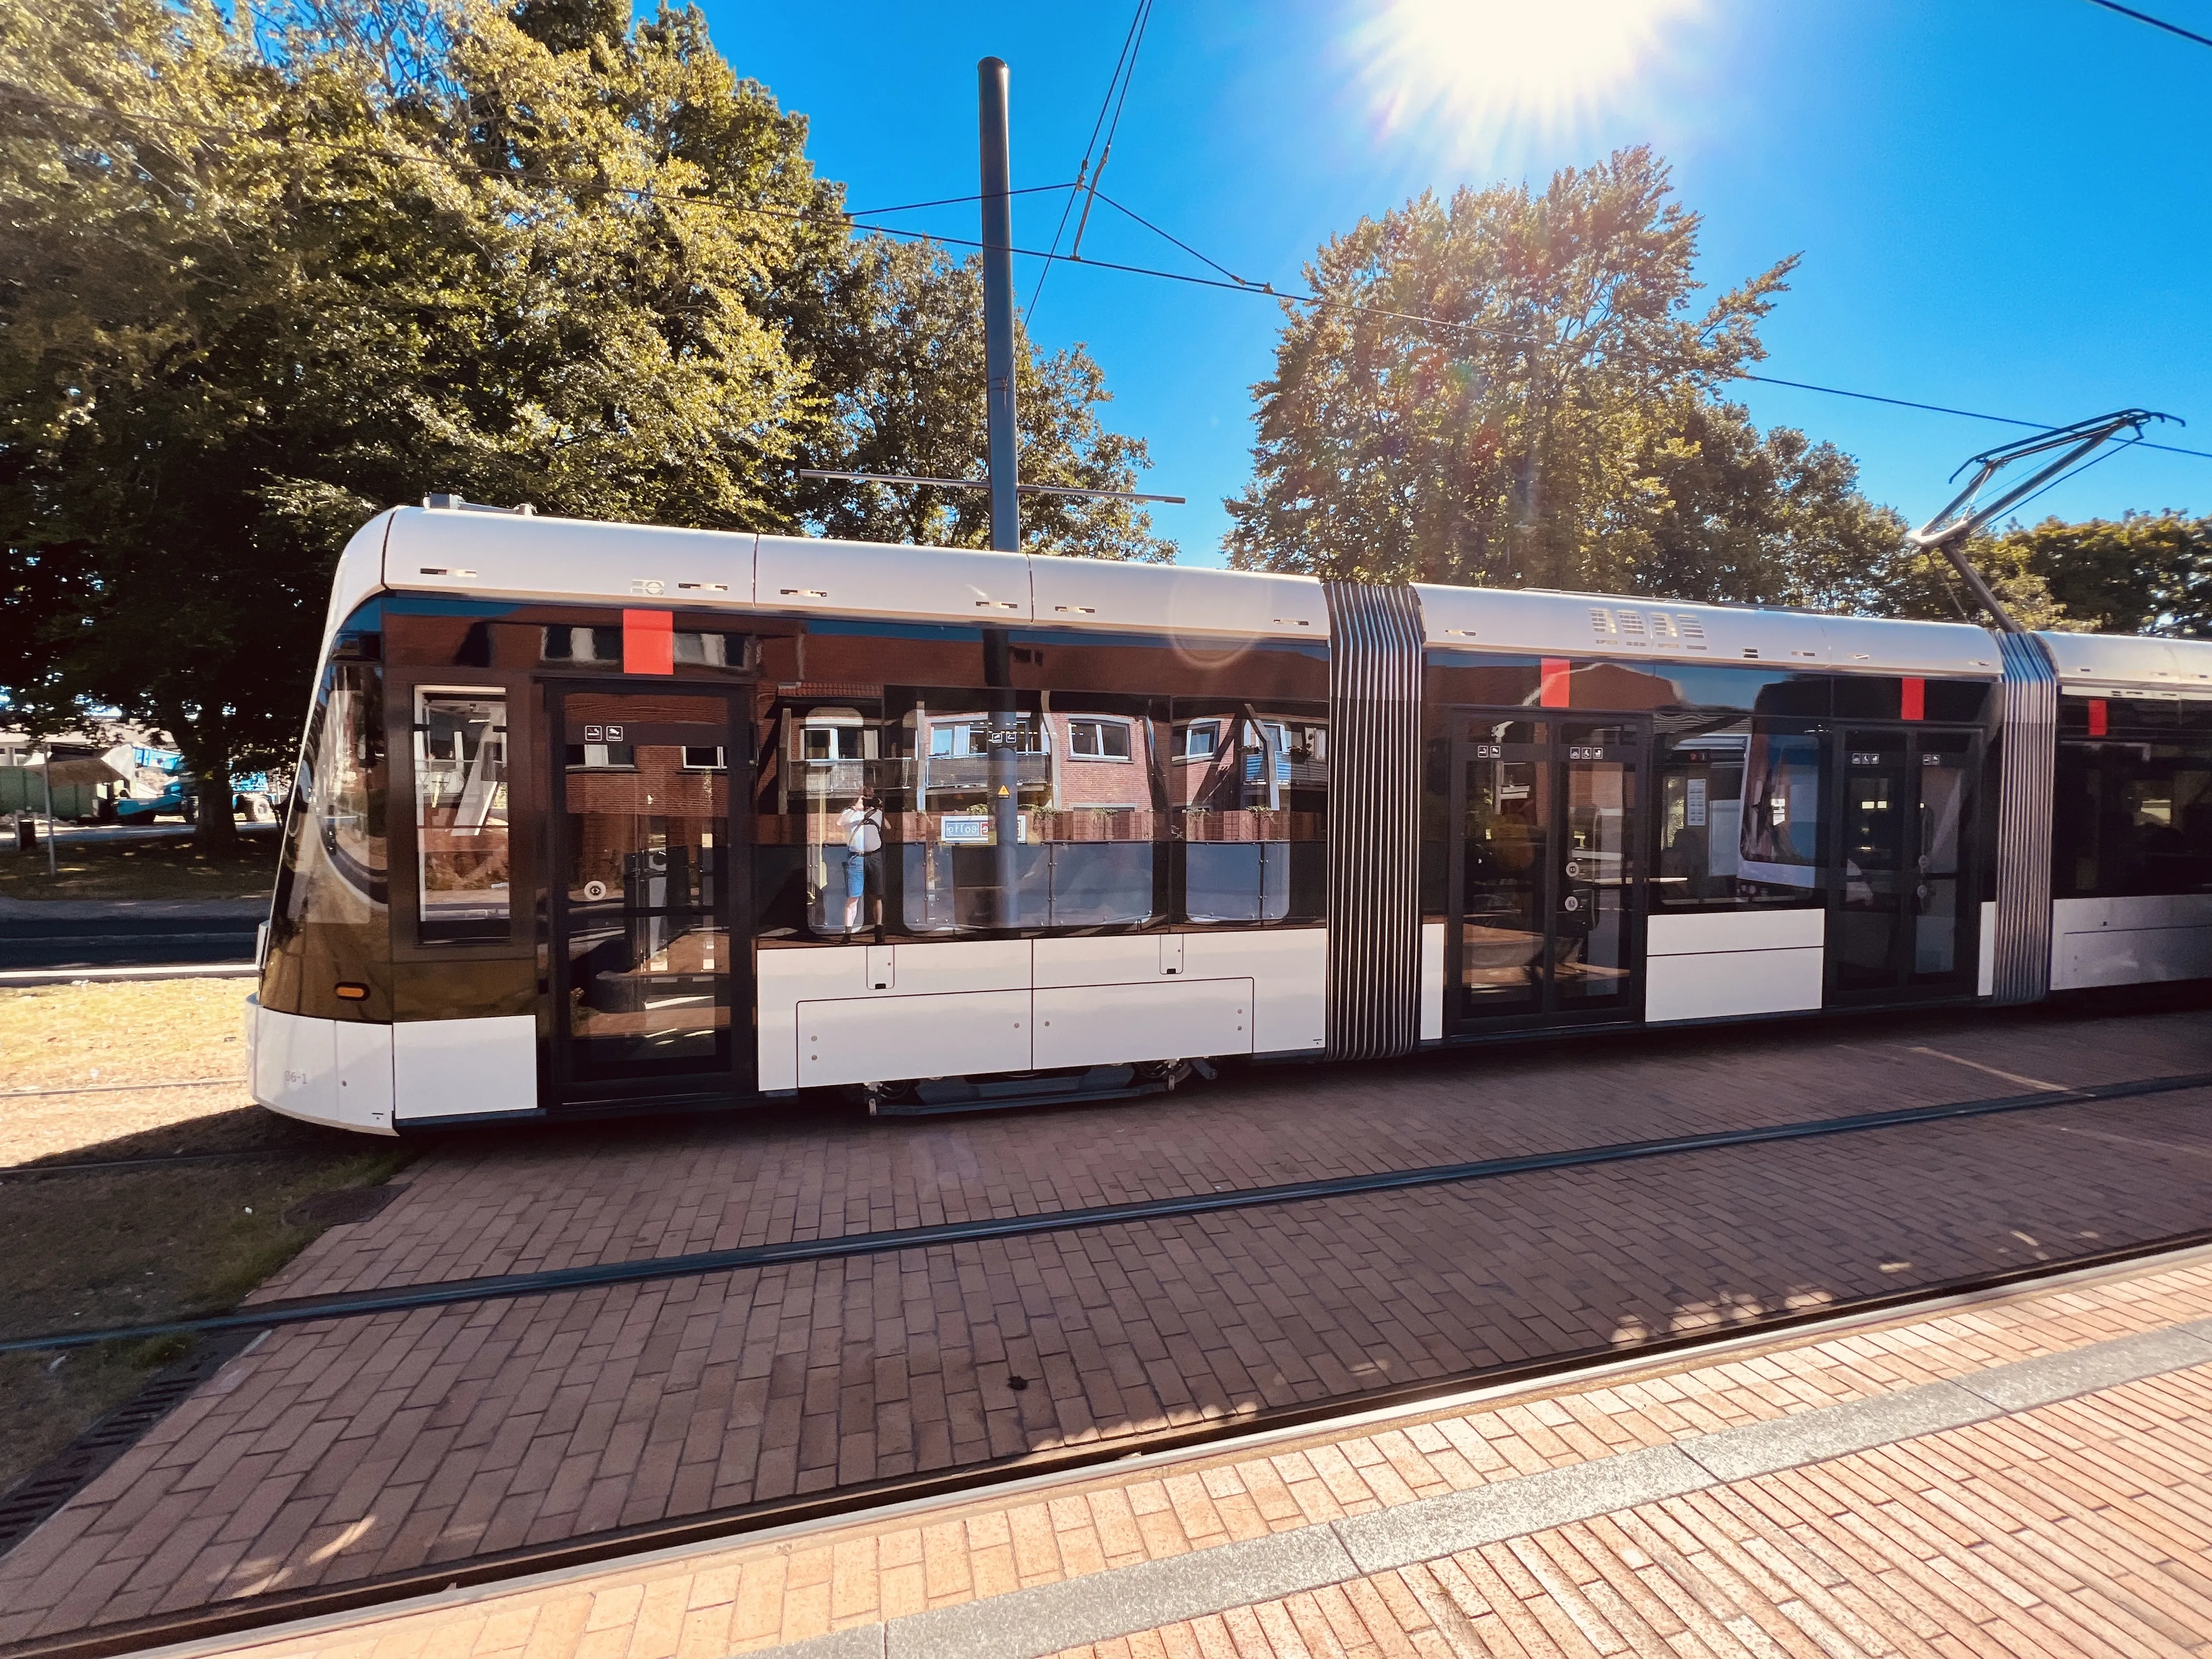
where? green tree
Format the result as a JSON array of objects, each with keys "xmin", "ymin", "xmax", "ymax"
[
  {"xmin": 1224, "ymin": 148, "xmax": 1801, "ymax": 590},
  {"xmin": 0, "ymin": 0, "xmax": 1169, "ymax": 844},
  {"xmin": 1994, "ymin": 511, "xmax": 2212, "ymax": 636},
  {"xmin": 1632, "ymin": 395, "xmax": 1912, "ymax": 613},
  {"xmin": 790, "ymin": 236, "xmax": 1171, "ymax": 561}
]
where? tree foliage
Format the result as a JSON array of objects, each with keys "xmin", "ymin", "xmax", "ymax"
[
  {"xmin": 0, "ymin": 0, "xmax": 1165, "ymax": 842},
  {"xmin": 1225, "ymin": 149, "xmax": 1801, "ymax": 588},
  {"xmin": 1226, "ymin": 145, "xmax": 2005, "ymax": 630},
  {"xmin": 787, "ymin": 236, "xmax": 1171, "ymax": 561},
  {"xmin": 1994, "ymin": 511, "xmax": 2212, "ymax": 637}
]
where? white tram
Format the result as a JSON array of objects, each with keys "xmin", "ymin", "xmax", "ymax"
[{"xmin": 247, "ymin": 500, "xmax": 2212, "ymax": 1133}]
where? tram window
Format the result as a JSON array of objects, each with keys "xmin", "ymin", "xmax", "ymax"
[
  {"xmin": 785, "ymin": 708, "xmax": 888, "ymax": 935},
  {"xmin": 1657, "ymin": 724, "xmax": 1821, "ymax": 907},
  {"xmin": 263, "ymin": 658, "xmax": 389, "ymax": 1019},
  {"xmin": 905, "ymin": 700, "xmax": 1158, "ymax": 932},
  {"xmin": 541, "ymin": 627, "xmax": 748, "ymax": 669},
  {"xmin": 2054, "ymin": 738, "xmax": 2212, "ymax": 897},
  {"xmin": 1176, "ymin": 708, "xmax": 1327, "ymax": 924},
  {"xmin": 414, "ymin": 691, "xmax": 511, "ymax": 944},
  {"xmin": 543, "ymin": 626, "xmax": 621, "ymax": 663},
  {"xmin": 1737, "ymin": 729, "xmax": 1824, "ymax": 893}
]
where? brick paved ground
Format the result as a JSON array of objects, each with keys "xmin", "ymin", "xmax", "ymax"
[
  {"xmin": 273, "ymin": 1005, "xmax": 2209, "ymax": 1296},
  {"xmin": 114, "ymin": 1242, "xmax": 2212, "ymax": 1659},
  {"xmin": 2, "ymin": 1004, "xmax": 2211, "ymax": 1643}
]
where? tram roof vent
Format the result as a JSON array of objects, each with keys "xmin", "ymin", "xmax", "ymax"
[{"xmin": 423, "ymin": 494, "xmax": 537, "ymax": 516}]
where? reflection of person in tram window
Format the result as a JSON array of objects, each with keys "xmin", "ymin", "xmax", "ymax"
[{"xmin": 839, "ymin": 789, "xmax": 884, "ymax": 932}]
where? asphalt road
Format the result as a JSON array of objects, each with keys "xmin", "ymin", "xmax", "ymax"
[{"xmin": 0, "ymin": 911, "xmax": 261, "ymax": 970}]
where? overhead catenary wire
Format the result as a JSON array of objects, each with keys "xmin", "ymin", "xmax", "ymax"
[
  {"xmin": 2079, "ymin": 0, "xmax": 2212, "ymax": 48},
  {"xmin": 843, "ymin": 181, "xmax": 1076, "ymax": 218},
  {"xmin": 1026, "ymin": 0, "xmax": 1151, "ymax": 324},
  {"xmin": 6, "ymin": 83, "xmax": 2208, "ymax": 467},
  {"xmin": 1741, "ymin": 374, "xmax": 2209, "ymax": 462},
  {"xmin": 1068, "ymin": 0, "xmax": 1152, "ymax": 264}
]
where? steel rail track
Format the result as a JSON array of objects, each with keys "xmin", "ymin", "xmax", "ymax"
[
  {"xmin": 11, "ymin": 1223, "xmax": 2212, "ymax": 1659},
  {"xmin": 6, "ymin": 1065, "xmax": 2211, "ymax": 1357}
]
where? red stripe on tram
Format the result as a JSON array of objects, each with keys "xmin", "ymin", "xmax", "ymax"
[{"xmin": 623, "ymin": 610, "xmax": 675, "ymax": 675}]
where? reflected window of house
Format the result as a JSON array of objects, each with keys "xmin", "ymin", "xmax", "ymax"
[
  {"xmin": 1069, "ymin": 718, "xmax": 1132, "ymax": 761},
  {"xmin": 1176, "ymin": 707, "xmax": 1327, "ymax": 925}
]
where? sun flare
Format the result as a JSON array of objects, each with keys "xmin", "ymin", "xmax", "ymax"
[{"xmin": 1358, "ymin": 0, "xmax": 1701, "ymax": 146}]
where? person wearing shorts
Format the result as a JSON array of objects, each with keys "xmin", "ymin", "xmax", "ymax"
[{"xmin": 839, "ymin": 791, "xmax": 884, "ymax": 932}]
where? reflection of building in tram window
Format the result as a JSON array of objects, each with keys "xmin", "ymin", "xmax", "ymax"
[
  {"xmin": 414, "ymin": 690, "xmax": 510, "ymax": 944},
  {"xmin": 906, "ymin": 704, "xmax": 1155, "ymax": 934},
  {"xmin": 1175, "ymin": 712, "xmax": 1328, "ymax": 924},
  {"xmin": 1068, "ymin": 717, "xmax": 1132, "ymax": 760}
]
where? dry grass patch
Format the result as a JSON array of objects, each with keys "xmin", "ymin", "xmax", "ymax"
[
  {"xmin": 0, "ymin": 827, "xmax": 278, "ymax": 901},
  {"xmin": 3, "ymin": 977, "xmax": 252, "ymax": 1098}
]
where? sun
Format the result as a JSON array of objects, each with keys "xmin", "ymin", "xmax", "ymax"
[{"xmin": 1357, "ymin": 0, "xmax": 1701, "ymax": 147}]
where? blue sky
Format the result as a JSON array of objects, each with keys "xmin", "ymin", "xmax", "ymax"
[{"xmin": 696, "ymin": 0, "xmax": 2211, "ymax": 567}]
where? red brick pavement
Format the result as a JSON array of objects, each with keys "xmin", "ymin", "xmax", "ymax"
[
  {"xmin": 2, "ymin": 1006, "xmax": 2210, "ymax": 1643},
  {"xmin": 83, "ymin": 1241, "xmax": 2212, "ymax": 1659},
  {"xmin": 267, "ymin": 1006, "xmax": 2210, "ymax": 1298}
]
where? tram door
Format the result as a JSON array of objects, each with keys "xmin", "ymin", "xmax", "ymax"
[
  {"xmin": 1826, "ymin": 728, "xmax": 1980, "ymax": 1003},
  {"xmin": 1448, "ymin": 715, "xmax": 1647, "ymax": 1030},
  {"xmin": 548, "ymin": 686, "xmax": 752, "ymax": 1107}
]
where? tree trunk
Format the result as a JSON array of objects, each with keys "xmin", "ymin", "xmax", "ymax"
[
  {"xmin": 189, "ymin": 758, "xmax": 240, "ymax": 849},
  {"xmin": 166, "ymin": 712, "xmax": 240, "ymax": 851}
]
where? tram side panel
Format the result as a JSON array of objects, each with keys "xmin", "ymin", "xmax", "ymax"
[
  {"xmin": 748, "ymin": 613, "xmax": 1333, "ymax": 1098},
  {"xmin": 2049, "ymin": 679, "xmax": 2212, "ymax": 990},
  {"xmin": 1418, "ymin": 624, "xmax": 2022, "ymax": 1034}
]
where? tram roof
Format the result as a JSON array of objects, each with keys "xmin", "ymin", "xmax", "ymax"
[{"xmin": 320, "ymin": 504, "xmax": 2210, "ymax": 693}]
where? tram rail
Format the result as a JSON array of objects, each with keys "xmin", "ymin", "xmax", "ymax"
[{"xmin": 9, "ymin": 1066, "xmax": 2211, "ymax": 1359}]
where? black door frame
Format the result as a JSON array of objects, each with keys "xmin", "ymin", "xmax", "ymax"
[
  {"xmin": 1444, "ymin": 707, "xmax": 1651, "ymax": 1035},
  {"xmin": 1821, "ymin": 721, "xmax": 1984, "ymax": 1007},
  {"xmin": 544, "ymin": 679, "xmax": 754, "ymax": 1109}
]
